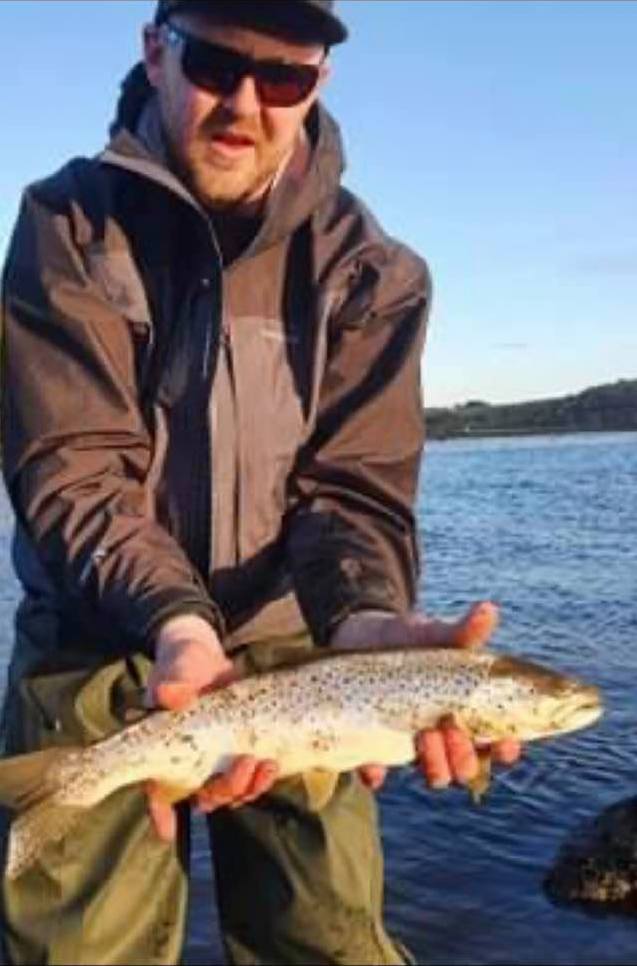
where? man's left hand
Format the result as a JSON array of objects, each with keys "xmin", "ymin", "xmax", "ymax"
[{"xmin": 330, "ymin": 601, "xmax": 522, "ymax": 793}]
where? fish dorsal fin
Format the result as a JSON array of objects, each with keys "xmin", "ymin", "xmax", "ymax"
[
  {"xmin": 0, "ymin": 747, "xmax": 81, "ymax": 813},
  {"xmin": 300, "ymin": 770, "xmax": 339, "ymax": 812},
  {"xmin": 467, "ymin": 749, "xmax": 492, "ymax": 805}
]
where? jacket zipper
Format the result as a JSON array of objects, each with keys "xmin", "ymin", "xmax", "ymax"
[
  {"xmin": 220, "ymin": 295, "xmax": 242, "ymax": 566},
  {"xmin": 186, "ymin": 220, "xmax": 223, "ymax": 582}
]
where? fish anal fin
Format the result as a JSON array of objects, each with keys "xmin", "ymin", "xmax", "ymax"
[
  {"xmin": 0, "ymin": 747, "xmax": 82, "ymax": 813},
  {"xmin": 300, "ymin": 770, "xmax": 339, "ymax": 812},
  {"xmin": 467, "ymin": 749, "xmax": 492, "ymax": 805}
]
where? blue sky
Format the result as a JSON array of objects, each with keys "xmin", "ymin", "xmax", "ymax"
[{"xmin": 1, "ymin": 1, "xmax": 635, "ymax": 406}]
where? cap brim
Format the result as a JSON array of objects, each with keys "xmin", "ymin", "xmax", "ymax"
[{"xmin": 157, "ymin": 1, "xmax": 348, "ymax": 46}]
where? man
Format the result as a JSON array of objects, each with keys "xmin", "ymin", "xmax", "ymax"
[{"xmin": 0, "ymin": 2, "xmax": 519, "ymax": 963}]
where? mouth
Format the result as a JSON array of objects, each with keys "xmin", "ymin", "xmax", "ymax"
[{"xmin": 209, "ymin": 131, "xmax": 256, "ymax": 157}]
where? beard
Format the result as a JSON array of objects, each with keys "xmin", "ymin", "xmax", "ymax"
[
  {"xmin": 164, "ymin": 110, "xmax": 292, "ymax": 211},
  {"xmin": 186, "ymin": 139, "xmax": 285, "ymax": 209}
]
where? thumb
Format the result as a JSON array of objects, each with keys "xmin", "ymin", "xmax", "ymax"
[
  {"xmin": 407, "ymin": 602, "xmax": 500, "ymax": 650},
  {"xmin": 152, "ymin": 680, "xmax": 198, "ymax": 711},
  {"xmin": 450, "ymin": 601, "xmax": 500, "ymax": 648}
]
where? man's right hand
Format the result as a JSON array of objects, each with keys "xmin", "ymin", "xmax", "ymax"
[{"xmin": 145, "ymin": 615, "xmax": 280, "ymax": 842}]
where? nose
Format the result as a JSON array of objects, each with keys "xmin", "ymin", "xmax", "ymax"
[{"xmin": 221, "ymin": 74, "xmax": 261, "ymax": 117}]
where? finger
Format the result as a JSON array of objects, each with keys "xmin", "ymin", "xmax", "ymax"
[
  {"xmin": 228, "ymin": 761, "xmax": 280, "ymax": 809},
  {"xmin": 197, "ymin": 756, "xmax": 259, "ymax": 811},
  {"xmin": 416, "ymin": 730, "xmax": 452, "ymax": 788},
  {"xmin": 405, "ymin": 601, "xmax": 499, "ymax": 650},
  {"xmin": 152, "ymin": 681, "xmax": 198, "ymax": 712},
  {"xmin": 359, "ymin": 765, "xmax": 388, "ymax": 792},
  {"xmin": 200, "ymin": 760, "xmax": 279, "ymax": 812},
  {"xmin": 145, "ymin": 782, "xmax": 178, "ymax": 842},
  {"xmin": 491, "ymin": 739, "xmax": 522, "ymax": 766},
  {"xmin": 442, "ymin": 726, "xmax": 479, "ymax": 784},
  {"xmin": 241, "ymin": 760, "xmax": 280, "ymax": 802}
]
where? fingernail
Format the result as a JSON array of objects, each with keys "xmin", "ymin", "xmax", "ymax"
[{"xmin": 430, "ymin": 779, "xmax": 450, "ymax": 790}]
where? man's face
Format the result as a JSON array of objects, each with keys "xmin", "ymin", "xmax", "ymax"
[{"xmin": 144, "ymin": 14, "xmax": 329, "ymax": 210}]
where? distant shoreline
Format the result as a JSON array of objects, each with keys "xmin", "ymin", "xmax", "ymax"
[
  {"xmin": 427, "ymin": 425, "xmax": 637, "ymax": 442},
  {"xmin": 425, "ymin": 378, "xmax": 637, "ymax": 441}
]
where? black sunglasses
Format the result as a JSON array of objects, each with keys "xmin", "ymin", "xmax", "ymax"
[{"xmin": 163, "ymin": 24, "xmax": 325, "ymax": 108}]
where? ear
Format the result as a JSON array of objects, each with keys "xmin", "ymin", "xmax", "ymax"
[
  {"xmin": 143, "ymin": 24, "xmax": 164, "ymax": 89},
  {"xmin": 317, "ymin": 58, "xmax": 332, "ymax": 94}
]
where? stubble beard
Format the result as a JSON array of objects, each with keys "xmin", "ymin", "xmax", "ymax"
[
  {"xmin": 189, "ymin": 142, "xmax": 282, "ymax": 209},
  {"xmin": 168, "ymin": 121, "xmax": 289, "ymax": 211}
]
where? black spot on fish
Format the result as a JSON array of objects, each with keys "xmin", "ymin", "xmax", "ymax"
[{"xmin": 178, "ymin": 735, "xmax": 198, "ymax": 750}]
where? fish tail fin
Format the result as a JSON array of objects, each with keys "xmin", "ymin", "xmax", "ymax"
[
  {"xmin": 6, "ymin": 799, "xmax": 85, "ymax": 880},
  {"xmin": 0, "ymin": 747, "xmax": 86, "ymax": 879}
]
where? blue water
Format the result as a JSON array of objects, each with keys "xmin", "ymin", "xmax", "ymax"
[{"xmin": 0, "ymin": 431, "xmax": 636, "ymax": 964}]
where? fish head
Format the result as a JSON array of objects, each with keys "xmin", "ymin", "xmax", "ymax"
[{"xmin": 467, "ymin": 655, "xmax": 603, "ymax": 743}]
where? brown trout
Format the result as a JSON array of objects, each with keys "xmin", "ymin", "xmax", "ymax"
[{"xmin": 0, "ymin": 647, "xmax": 602, "ymax": 879}]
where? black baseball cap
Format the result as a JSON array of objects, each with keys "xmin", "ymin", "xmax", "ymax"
[{"xmin": 154, "ymin": 1, "xmax": 349, "ymax": 46}]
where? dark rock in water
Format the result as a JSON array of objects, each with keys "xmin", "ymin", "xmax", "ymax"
[{"xmin": 545, "ymin": 797, "xmax": 637, "ymax": 915}]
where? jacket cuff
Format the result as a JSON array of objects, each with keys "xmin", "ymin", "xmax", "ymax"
[
  {"xmin": 314, "ymin": 599, "xmax": 402, "ymax": 648},
  {"xmin": 133, "ymin": 594, "xmax": 227, "ymax": 656}
]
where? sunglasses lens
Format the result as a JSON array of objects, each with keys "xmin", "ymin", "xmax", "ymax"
[
  {"xmin": 182, "ymin": 42, "xmax": 243, "ymax": 97},
  {"xmin": 181, "ymin": 37, "xmax": 320, "ymax": 107},
  {"xmin": 257, "ymin": 63, "xmax": 320, "ymax": 107}
]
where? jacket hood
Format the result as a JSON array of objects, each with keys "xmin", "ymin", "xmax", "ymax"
[{"xmin": 102, "ymin": 88, "xmax": 346, "ymax": 255}]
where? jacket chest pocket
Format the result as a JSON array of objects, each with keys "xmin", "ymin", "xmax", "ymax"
[{"xmin": 84, "ymin": 247, "xmax": 155, "ymax": 392}]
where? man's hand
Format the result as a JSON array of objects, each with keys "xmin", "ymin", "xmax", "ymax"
[
  {"xmin": 330, "ymin": 601, "xmax": 522, "ymax": 793},
  {"xmin": 145, "ymin": 615, "xmax": 279, "ymax": 841}
]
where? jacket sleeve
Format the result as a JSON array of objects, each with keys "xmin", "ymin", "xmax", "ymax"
[
  {"xmin": 1, "ymin": 185, "xmax": 224, "ymax": 650},
  {"xmin": 285, "ymin": 236, "xmax": 431, "ymax": 646}
]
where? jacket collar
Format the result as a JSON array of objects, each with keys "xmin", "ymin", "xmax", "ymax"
[{"xmin": 100, "ymin": 95, "xmax": 346, "ymax": 255}]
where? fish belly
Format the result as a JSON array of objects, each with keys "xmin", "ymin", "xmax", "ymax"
[{"xmin": 223, "ymin": 722, "xmax": 416, "ymax": 779}]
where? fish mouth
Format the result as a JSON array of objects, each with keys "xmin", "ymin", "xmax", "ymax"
[{"xmin": 551, "ymin": 687, "xmax": 603, "ymax": 734}]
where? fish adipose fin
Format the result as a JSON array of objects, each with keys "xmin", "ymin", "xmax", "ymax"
[
  {"xmin": 0, "ymin": 747, "xmax": 86, "ymax": 880},
  {"xmin": 467, "ymin": 749, "xmax": 492, "ymax": 805}
]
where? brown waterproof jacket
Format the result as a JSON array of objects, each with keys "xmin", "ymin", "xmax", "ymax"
[{"xmin": 1, "ymin": 101, "xmax": 431, "ymax": 658}]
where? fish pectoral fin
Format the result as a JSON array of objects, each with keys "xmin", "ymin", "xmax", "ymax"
[
  {"xmin": 299, "ymin": 770, "xmax": 339, "ymax": 812},
  {"xmin": 467, "ymin": 749, "xmax": 492, "ymax": 806},
  {"xmin": 0, "ymin": 747, "xmax": 82, "ymax": 813}
]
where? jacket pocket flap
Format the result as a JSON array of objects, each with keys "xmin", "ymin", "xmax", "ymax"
[{"xmin": 85, "ymin": 247, "xmax": 152, "ymax": 328}]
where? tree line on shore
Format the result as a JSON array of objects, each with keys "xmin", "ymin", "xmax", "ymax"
[{"xmin": 426, "ymin": 378, "xmax": 637, "ymax": 440}]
